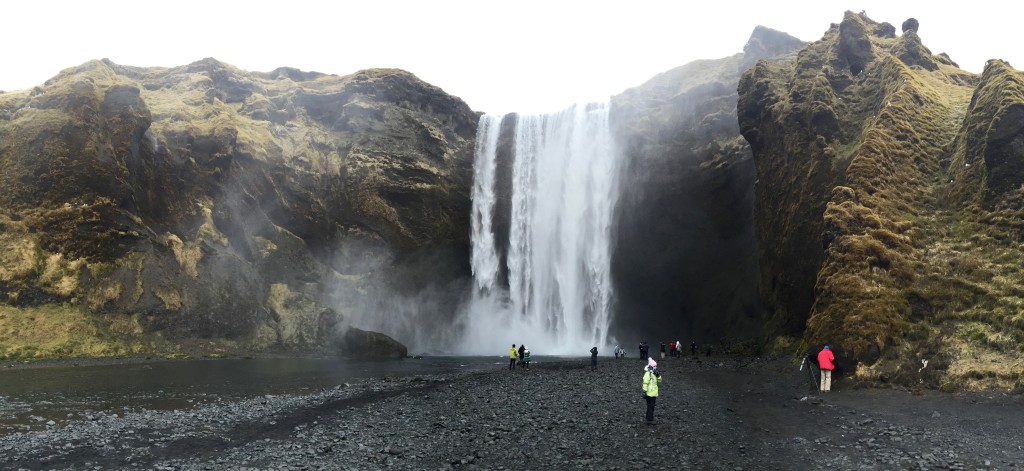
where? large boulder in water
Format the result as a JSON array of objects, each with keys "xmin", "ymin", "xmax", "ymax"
[{"xmin": 336, "ymin": 327, "xmax": 408, "ymax": 359}]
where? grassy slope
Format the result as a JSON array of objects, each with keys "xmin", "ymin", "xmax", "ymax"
[{"xmin": 780, "ymin": 14, "xmax": 1023, "ymax": 390}]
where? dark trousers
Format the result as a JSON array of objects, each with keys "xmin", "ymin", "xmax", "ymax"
[
  {"xmin": 645, "ymin": 396, "xmax": 656, "ymax": 422},
  {"xmin": 509, "ymin": 358, "xmax": 516, "ymax": 370},
  {"xmin": 591, "ymin": 357, "xmax": 597, "ymax": 370}
]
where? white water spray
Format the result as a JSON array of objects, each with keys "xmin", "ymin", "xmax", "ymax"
[{"xmin": 461, "ymin": 103, "xmax": 622, "ymax": 355}]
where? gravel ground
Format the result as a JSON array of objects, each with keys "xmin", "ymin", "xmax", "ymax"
[{"xmin": 2, "ymin": 355, "xmax": 1022, "ymax": 470}]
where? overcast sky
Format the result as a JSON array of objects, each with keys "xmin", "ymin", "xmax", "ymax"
[{"xmin": 2, "ymin": 1, "xmax": 1017, "ymax": 114}]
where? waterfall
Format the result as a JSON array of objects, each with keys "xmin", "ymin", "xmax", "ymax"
[
  {"xmin": 462, "ymin": 103, "xmax": 621, "ymax": 355},
  {"xmin": 470, "ymin": 114, "xmax": 502, "ymax": 292}
]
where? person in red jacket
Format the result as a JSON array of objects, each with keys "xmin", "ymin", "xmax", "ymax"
[{"xmin": 817, "ymin": 345, "xmax": 835, "ymax": 392}]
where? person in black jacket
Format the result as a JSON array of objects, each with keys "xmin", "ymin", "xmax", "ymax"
[{"xmin": 590, "ymin": 346, "xmax": 598, "ymax": 370}]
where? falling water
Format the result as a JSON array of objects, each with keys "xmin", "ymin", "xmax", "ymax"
[
  {"xmin": 470, "ymin": 115, "xmax": 502, "ymax": 292},
  {"xmin": 462, "ymin": 103, "xmax": 621, "ymax": 355}
]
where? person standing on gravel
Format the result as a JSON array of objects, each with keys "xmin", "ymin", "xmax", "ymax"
[
  {"xmin": 660, "ymin": 341, "xmax": 666, "ymax": 360},
  {"xmin": 509, "ymin": 344, "xmax": 518, "ymax": 371},
  {"xmin": 590, "ymin": 346, "xmax": 599, "ymax": 370},
  {"xmin": 523, "ymin": 346, "xmax": 531, "ymax": 369},
  {"xmin": 817, "ymin": 345, "xmax": 835, "ymax": 392},
  {"xmin": 518, "ymin": 344, "xmax": 526, "ymax": 368},
  {"xmin": 642, "ymin": 358, "xmax": 663, "ymax": 424}
]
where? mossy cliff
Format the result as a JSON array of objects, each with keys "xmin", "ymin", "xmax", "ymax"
[
  {"xmin": 0, "ymin": 59, "xmax": 474, "ymax": 359},
  {"xmin": 608, "ymin": 26, "xmax": 803, "ymax": 345},
  {"xmin": 738, "ymin": 12, "xmax": 1024, "ymax": 389}
]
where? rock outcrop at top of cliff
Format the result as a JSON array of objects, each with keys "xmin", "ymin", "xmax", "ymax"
[
  {"xmin": 0, "ymin": 58, "xmax": 478, "ymax": 359},
  {"xmin": 739, "ymin": 11, "xmax": 1024, "ymax": 390}
]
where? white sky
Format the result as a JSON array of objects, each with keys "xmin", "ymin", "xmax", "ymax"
[{"xmin": 1, "ymin": 1, "xmax": 1017, "ymax": 114}]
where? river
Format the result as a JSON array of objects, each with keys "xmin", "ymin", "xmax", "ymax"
[{"xmin": 0, "ymin": 355, "xmax": 511, "ymax": 434}]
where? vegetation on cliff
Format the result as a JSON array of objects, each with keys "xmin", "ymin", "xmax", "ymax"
[
  {"xmin": 0, "ymin": 59, "xmax": 478, "ymax": 359},
  {"xmin": 739, "ymin": 12, "xmax": 1024, "ymax": 389}
]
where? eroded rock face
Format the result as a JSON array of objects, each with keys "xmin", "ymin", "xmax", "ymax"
[
  {"xmin": 738, "ymin": 11, "xmax": 1024, "ymax": 389},
  {"xmin": 901, "ymin": 18, "xmax": 920, "ymax": 33},
  {"xmin": 0, "ymin": 59, "xmax": 477, "ymax": 358},
  {"xmin": 607, "ymin": 27, "xmax": 803, "ymax": 345}
]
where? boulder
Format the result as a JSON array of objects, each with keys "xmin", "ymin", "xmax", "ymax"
[{"xmin": 336, "ymin": 327, "xmax": 408, "ymax": 359}]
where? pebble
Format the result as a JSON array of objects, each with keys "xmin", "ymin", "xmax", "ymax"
[{"xmin": 0, "ymin": 357, "xmax": 1018, "ymax": 470}]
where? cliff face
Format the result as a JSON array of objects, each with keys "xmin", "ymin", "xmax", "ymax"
[
  {"xmin": 607, "ymin": 27, "xmax": 803, "ymax": 345},
  {"xmin": 0, "ymin": 59, "xmax": 477, "ymax": 359},
  {"xmin": 738, "ymin": 12, "xmax": 1024, "ymax": 389}
]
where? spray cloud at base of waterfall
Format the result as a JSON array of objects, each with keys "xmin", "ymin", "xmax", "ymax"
[
  {"xmin": 460, "ymin": 103, "xmax": 622, "ymax": 356},
  {"xmin": 326, "ymin": 237, "xmax": 471, "ymax": 355}
]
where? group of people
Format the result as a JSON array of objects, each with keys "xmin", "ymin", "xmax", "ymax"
[
  {"xmin": 636, "ymin": 340, "xmax": 711, "ymax": 360},
  {"xmin": 508, "ymin": 343, "xmax": 531, "ymax": 370},
  {"xmin": 507, "ymin": 339, "xmax": 837, "ymax": 424}
]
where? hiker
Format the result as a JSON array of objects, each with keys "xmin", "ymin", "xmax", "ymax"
[
  {"xmin": 518, "ymin": 344, "xmax": 526, "ymax": 367},
  {"xmin": 675, "ymin": 340, "xmax": 682, "ymax": 357},
  {"xmin": 509, "ymin": 344, "xmax": 517, "ymax": 370},
  {"xmin": 660, "ymin": 341, "xmax": 666, "ymax": 359},
  {"xmin": 817, "ymin": 345, "xmax": 835, "ymax": 392},
  {"xmin": 638, "ymin": 342, "xmax": 644, "ymax": 360},
  {"xmin": 668, "ymin": 340, "xmax": 676, "ymax": 358},
  {"xmin": 642, "ymin": 357, "xmax": 663, "ymax": 424},
  {"xmin": 590, "ymin": 346, "xmax": 598, "ymax": 370},
  {"xmin": 690, "ymin": 341, "xmax": 697, "ymax": 356},
  {"xmin": 614, "ymin": 345, "xmax": 622, "ymax": 359},
  {"xmin": 523, "ymin": 346, "xmax": 531, "ymax": 370}
]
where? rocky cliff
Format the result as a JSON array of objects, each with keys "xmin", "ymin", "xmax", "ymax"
[
  {"xmin": 738, "ymin": 12, "xmax": 1024, "ymax": 389},
  {"xmin": 0, "ymin": 59, "xmax": 477, "ymax": 359},
  {"xmin": 607, "ymin": 26, "xmax": 803, "ymax": 345}
]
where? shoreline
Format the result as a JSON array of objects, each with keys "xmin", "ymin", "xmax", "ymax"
[{"xmin": 2, "ymin": 355, "xmax": 1022, "ymax": 469}]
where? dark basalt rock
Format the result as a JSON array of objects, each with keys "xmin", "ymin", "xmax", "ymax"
[
  {"xmin": 901, "ymin": 18, "xmax": 920, "ymax": 33},
  {"xmin": 336, "ymin": 326, "xmax": 408, "ymax": 359},
  {"xmin": 607, "ymin": 26, "xmax": 803, "ymax": 344},
  {"xmin": 0, "ymin": 58, "xmax": 476, "ymax": 358}
]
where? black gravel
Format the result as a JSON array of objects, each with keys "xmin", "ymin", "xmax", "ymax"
[{"xmin": 2, "ymin": 355, "xmax": 1022, "ymax": 470}]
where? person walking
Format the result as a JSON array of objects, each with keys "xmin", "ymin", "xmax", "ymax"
[
  {"xmin": 817, "ymin": 345, "xmax": 835, "ymax": 392},
  {"xmin": 509, "ymin": 344, "xmax": 518, "ymax": 371},
  {"xmin": 668, "ymin": 340, "xmax": 676, "ymax": 358},
  {"xmin": 518, "ymin": 344, "xmax": 526, "ymax": 368},
  {"xmin": 660, "ymin": 341, "xmax": 666, "ymax": 360},
  {"xmin": 675, "ymin": 340, "xmax": 682, "ymax": 357},
  {"xmin": 638, "ymin": 342, "xmax": 644, "ymax": 361},
  {"xmin": 523, "ymin": 346, "xmax": 531, "ymax": 370},
  {"xmin": 642, "ymin": 358, "xmax": 663, "ymax": 424},
  {"xmin": 690, "ymin": 341, "xmax": 697, "ymax": 356},
  {"xmin": 590, "ymin": 346, "xmax": 599, "ymax": 370}
]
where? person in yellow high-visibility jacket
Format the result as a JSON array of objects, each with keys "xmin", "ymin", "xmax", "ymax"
[
  {"xmin": 509, "ymin": 344, "xmax": 517, "ymax": 371},
  {"xmin": 642, "ymin": 358, "xmax": 663, "ymax": 424}
]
